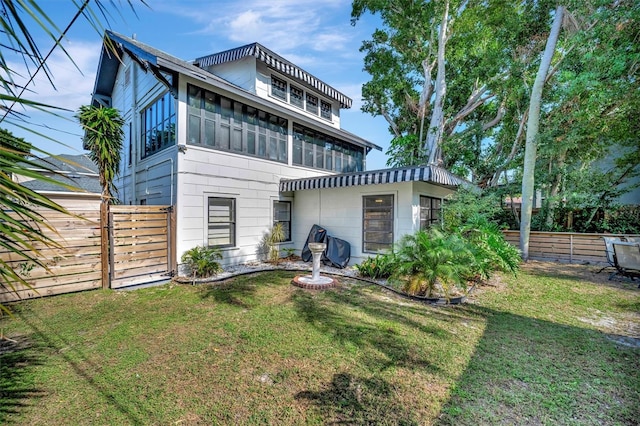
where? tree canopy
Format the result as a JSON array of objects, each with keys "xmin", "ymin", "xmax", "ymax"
[{"xmin": 352, "ymin": 0, "xmax": 639, "ymax": 237}]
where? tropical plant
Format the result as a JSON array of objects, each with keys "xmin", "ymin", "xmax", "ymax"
[
  {"xmin": 459, "ymin": 214, "xmax": 521, "ymax": 280},
  {"xmin": 282, "ymin": 247, "xmax": 298, "ymax": 259},
  {"xmin": 354, "ymin": 253, "xmax": 395, "ymax": 280},
  {"xmin": 265, "ymin": 223, "xmax": 286, "ymax": 263},
  {"xmin": 391, "ymin": 228, "xmax": 474, "ymax": 299},
  {"xmin": 181, "ymin": 245, "xmax": 223, "ymax": 280},
  {"xmin": 76, "ymin": 105, "xmax": 125, "ymax": 203}
]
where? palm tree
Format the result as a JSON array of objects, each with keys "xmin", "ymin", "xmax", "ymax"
[
  {"xmin": 76, "ymin": 105, "xmax": 125, "ymax": 203},
  {"xmin": 0, "ymin": 1, "xmax": 142, "ymax": 307}
]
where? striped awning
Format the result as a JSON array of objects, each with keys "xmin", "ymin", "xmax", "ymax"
[
  {"xmin": 195, "ymin": 43, "xmax": 353, "ymax": 109},
  {"xmin": 280, "ymin": 165, "xmax": 473, "ymax": 192}
]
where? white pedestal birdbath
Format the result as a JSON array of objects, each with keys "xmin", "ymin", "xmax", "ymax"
[{"xmin": 292, "ymin": 242, "xmax": 337, "ymax": 289}]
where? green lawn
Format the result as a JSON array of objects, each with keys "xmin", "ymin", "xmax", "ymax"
[{"xmin": 1, "ymin": 264, "xmax": 639, "ymax": 425}]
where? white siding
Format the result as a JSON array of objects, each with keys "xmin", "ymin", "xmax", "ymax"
[
  {"xmin": 204, "ymin": 57, "xmax": 257, "ymax": 92},
  {"xmin": 290, "ymin": 182, "xmax": 455, "ymax": 266},
  {"xmin": 111, "ymin": 54, "xmax": 178, "ymax": 206},
  {"xmin": 176, "ymin": 144, "xmax": 331, "ymax": 266}
]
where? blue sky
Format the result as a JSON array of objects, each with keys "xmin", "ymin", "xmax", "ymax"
[{"xmin": 4, "ymin": 0, "xmax": 391, "ymax": 170}]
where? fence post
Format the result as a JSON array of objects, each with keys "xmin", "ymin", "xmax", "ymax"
[
  {"xmin": 100, "ymin": 202, "xmax": 110, "ymax": 289},
  {"xmin": 570, "ymin": 234, "xmax": 573, "ymax": 264}
]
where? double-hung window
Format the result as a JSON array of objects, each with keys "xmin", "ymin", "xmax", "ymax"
[
  {"xmin": 208, "ymin": 197, "xmax": 235, "ymax": 248},
  {"xmin": 273, "ymin": 201, "xmax": 291, "ymax": 242},
  {"xmin": 306, "ymin": 93, "xmax": 318, "ymax": 114},
  {"xmin": 290, "ymin": 85, "xmax": 304, "ymax": 108},
  {"xmin": 420, "ymin": 196, "xmax": 442, "ymax": 229},
  {"xmin": 271, "ymin": 76, "xmax": 287, "ymax": 101},
  {"xmin": 320, "ymin": 100, "xmax": 332, "ymax": 120},
  {"xmin": 362, "ymin": 195, "xmax": 394, "ymax": 252}
]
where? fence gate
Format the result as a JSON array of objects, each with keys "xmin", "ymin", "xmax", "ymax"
[{"xmin": 109, "ymin": 205, "xmax": 176, "ymax": 289}]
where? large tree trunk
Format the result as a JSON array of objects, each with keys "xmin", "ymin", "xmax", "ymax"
[
  {"xmin": 425, "ymin": 0, "xmax": 449, "ymax": 165},
  {"xmin": 520, "ymin": 5, "xmax": 565, "ymax": 261}
]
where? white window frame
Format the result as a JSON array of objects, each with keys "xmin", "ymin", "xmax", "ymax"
[
  {"xmin": 362, "ymin": 195, "xmax": 394, "ymax": 253},
  {"xmin": 207, "ymin": 197, "xmax": 236, "ymax": 248}
]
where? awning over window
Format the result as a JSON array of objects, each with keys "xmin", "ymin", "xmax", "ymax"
[
  {"xmin": 280, "ymin": 165, "xmax": 473, "ymax": 192},
  {"xmin": 196, "ymin": 43, "xmax": 353, "ymax": 109}
]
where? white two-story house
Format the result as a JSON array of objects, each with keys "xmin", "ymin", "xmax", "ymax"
[{"xmin": 91, "ymin": 31, "xmax": 469, "ymax": 269}]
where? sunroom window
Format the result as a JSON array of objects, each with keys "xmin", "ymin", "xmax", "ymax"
[{"xmin": 140, "ymin": 91, "xmax": 176, "ymax": 159}]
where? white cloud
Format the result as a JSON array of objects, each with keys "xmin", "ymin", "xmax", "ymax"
[
  {"xmin": 167, "ymin": 0, "xmax": 356, "ymax": 57},
  {"xmin": 6, "ymin": 40, "xmax": 100, "ymax": 113}
]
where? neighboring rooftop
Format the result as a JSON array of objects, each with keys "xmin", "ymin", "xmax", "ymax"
[{"xmin": 18, "ymin": 154, "xmax": 101, "ymax": 194}]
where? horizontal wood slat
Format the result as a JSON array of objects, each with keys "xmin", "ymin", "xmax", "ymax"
[
  {"xmin": 112, "ymin": 263, "xmax": 168, "ymax": 280},
  {"xmin": 110, "ymin": 273, "xmax": 168, "ymax": 289},
  {"xmin": 503, "ymin": 231, "xmax": 639, "ymax": 264}
]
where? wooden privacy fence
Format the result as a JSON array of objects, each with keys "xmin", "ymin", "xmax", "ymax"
[
  {"xmin": 0, "ymin": 208, "xmax": 102, "ymax": 302},
  {"xmin": 0, "ymin": 205, "xmax": 175, "ymax": 302},
  {"xmin": 110, "ymin": 205, "xmax": 176, "ymax": 289},
  {"xmin": 503, "ymin": 231, "xmax": 640, "ymax": 264}
]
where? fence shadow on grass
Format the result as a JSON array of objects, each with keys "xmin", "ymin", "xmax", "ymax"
[
  {"xmin": 435, "ymin": 304, "xmax": 640, "ymax": 425},
  {"xmin": 8, "ymin": 308, "xmax": 151, "ymax": 424},
  {"xmin": 0, "ymin": 335, "xmax": 45, "ymax": 424}
]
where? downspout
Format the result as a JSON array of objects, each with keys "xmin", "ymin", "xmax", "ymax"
[{"xmin": 131, "ymin": 61, "xmax": 139, "ymax": 203}]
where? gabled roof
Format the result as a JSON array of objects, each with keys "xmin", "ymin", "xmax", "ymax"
[
  {"xmin": 195, "ymin": 43, "xmax": 353, "ymax": 109},
  {"xmin": 92, "ymin": 31, "xmax": 381, "ymax": 153},
  {"xmin": 280, "ymin": 164, "xmax": 474, "ymax": 192},
  {"xmin": 18, "ymin": 154, "xmax": 101, "ymax": 194}
]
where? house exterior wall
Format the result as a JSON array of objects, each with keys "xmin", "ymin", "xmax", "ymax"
[
  {"xmin": 112, "ymin": 55, "xmax": 178, "ymax": 206},
  {"xmin": 106, "ymin": 45, "xmax": 379, "ymax": 271},
  {"xmin": 290, "ymin": 182, "xmax": 455, "ymax": 265},
  {"xmin": 204, "ymin": 56, "xmax": 257, "ymax": 93},
  {"xmin": 174, "ymin": 73, "xmax": 338, "ymax": 266}
]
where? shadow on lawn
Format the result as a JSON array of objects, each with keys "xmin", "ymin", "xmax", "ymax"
[
  {"xmin": 436, "ymin": 304, "xmax": 640, "ymax": 425},
  {"xmin": 197, "ymin": 271, "xmax": 269, "ymax": 308},
  {"xmin": 296, "ymin": 371, "xmax": 419, "ymax": 424},
  {"xmin": 290, "ymin": 285, "xmax": 484, "ymax": 424},
  {"xmin": 2, "ymin": 308, "xmax": 152, "ymax": 424},
  {"xmin": 522, "ymin": 262, "xmax": 640, "ymax": 292},
  {"xmin": 0, "ymin": 335, "xmax": 45, "ymax": 423}
]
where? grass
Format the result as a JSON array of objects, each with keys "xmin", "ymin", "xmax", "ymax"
[{"xmin": 1, "ymin": 264, "xmax": 639, "ymax": 425}]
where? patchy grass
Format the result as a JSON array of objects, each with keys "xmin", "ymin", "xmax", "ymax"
[{"xmin": 1, "ymin": 264, "xmax": 639, "ymax": 425}]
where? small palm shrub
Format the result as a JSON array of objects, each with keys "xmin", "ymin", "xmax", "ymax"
[
  {"xmin": 391, "ymin": 228, "xmax": 475, "ymax": 298},
  {"xmin": 181, "ymin": 245, "xmax": 223, "ymax": 278},
  {"xmin": 355, "ymin": 253, "xmax": 395, "ymax": 279},
  {"xmin": 458, "ymin": 214, "xmax": 520, "ymax": 280},
  {"xmin": 266, "ymin": 223, "xmax": 286, "ymax": 263}
]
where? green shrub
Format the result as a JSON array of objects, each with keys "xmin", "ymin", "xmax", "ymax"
[
  {"xmin": 354, "ymin": 253, "xmax": 395, "ymax": 279},
  {"xmin": 458, "ymin": 214, "xmax": 521, "ymax": 280},
  {"xmin": 392, "ymin": 228, "xmax": 475, "ymax": 299},
  {"xmin": 181, "ymin": 245, "xmax": 223, "ymax": 278}
]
